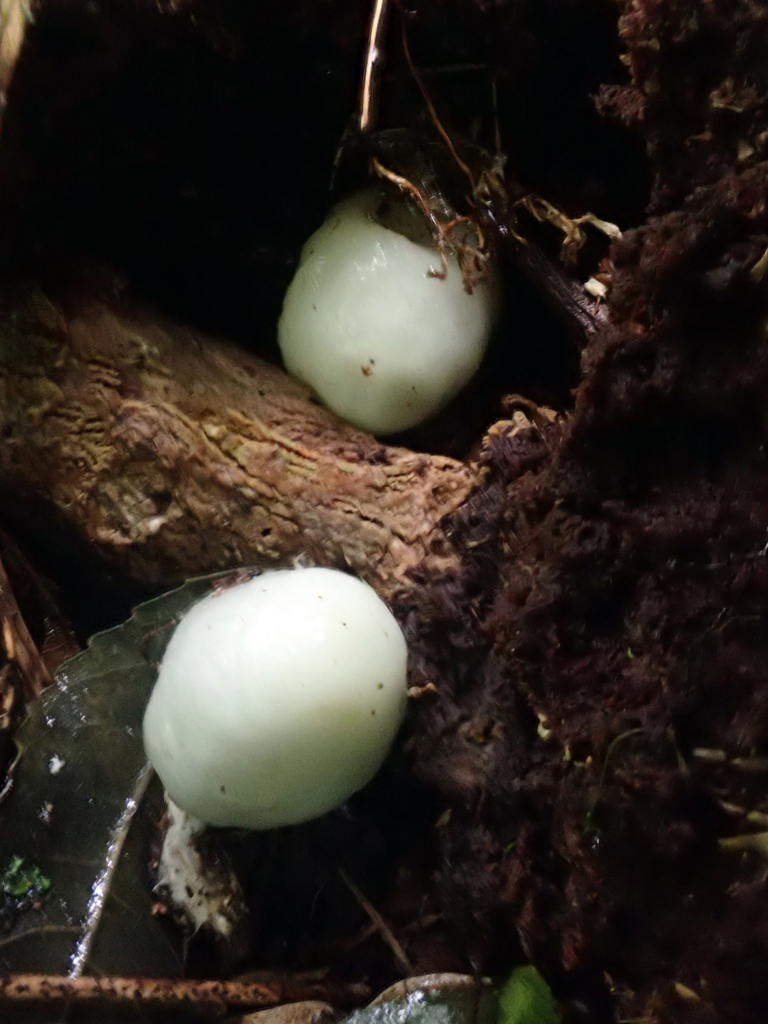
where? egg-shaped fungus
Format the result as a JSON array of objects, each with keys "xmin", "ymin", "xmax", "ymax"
[
  {"xmin": 278, "ymin": 189, "xmax": 499, "ymax": 436},
  {"xmin": 142, "ymin": 567, "xmax": 408, "ymax": 829}
]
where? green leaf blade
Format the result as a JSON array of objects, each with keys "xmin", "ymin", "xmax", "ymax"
[{"xmin": 497, "ymin": 967, "xmax": 560, "ymax": 1024}]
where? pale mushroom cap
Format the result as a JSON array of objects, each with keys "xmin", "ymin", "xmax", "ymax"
[
  {"xmin": 278, "ymin": 189, "xmax": 498, "ymax": 436},
  {"xmin": 143, "ymin": 568, "xmax": 409, "ymax": 829}
]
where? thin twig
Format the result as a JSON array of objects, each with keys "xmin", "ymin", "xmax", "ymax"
[
  {"xmin": 371, "ymin": 156, "xmax": 449, "ymax": 278},
  {"xmin": 0, "ymin": 529, "xmax": 80, "ymax": 674},
  {"xmin": 0, "ymin": 974, "xmax": 371, "ymax": 1009},
  {"xmin": 359, "ymin": 0, "xmax": 391, "ymax": 132},
  {"xmin": 491, "ymin": 75, "xmax": 502, "ymax": 163},
  {"xmin": 0, "ymin": 924, "xmax": 81, "ymax": 953},
  {"xmin": 371, "ymin": 157, "xmax": 489, "ymax": 290},
  {"xmin": 338, "ymin": 867, "xmax": 412, "ymax": 975},
  {"xmin": 397, "ymin": 7, "xmax": 475, "ymax": 189},
  {"xmin": 0, "ymin": 553, "xmax": 51, "ymax": 700}
]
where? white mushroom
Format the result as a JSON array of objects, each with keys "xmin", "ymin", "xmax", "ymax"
[
  {"xmin": 278, "ymin": 189, "xmax": 499, "ymax": 435},
  {"xmin": 142, "ymin": 567, "xmax": 409, "ymax": 829}
]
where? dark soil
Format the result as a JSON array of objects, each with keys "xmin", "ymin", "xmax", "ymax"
[
  {"xmin": 400, "ymin": 3, "xmax": 768, "ymax": 1022},
  {"xmin": 2, "ymin": 0, "xmax": 768, "ymax": 1022}
]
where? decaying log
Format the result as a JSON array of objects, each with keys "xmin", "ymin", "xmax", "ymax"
[{"xmin": 0, "ymin": 282, "xmax": 478, "ymax": 597}]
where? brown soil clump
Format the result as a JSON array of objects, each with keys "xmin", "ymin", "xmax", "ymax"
[{"xmin": 400, "ymin": 3, "xmax": 768, "ymax": 1021}]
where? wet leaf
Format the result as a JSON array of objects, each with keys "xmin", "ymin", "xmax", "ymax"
[
  {"xmin": 0, "ymin": 572, "xmax": 232, "ymax": 978},
  {"xmin": 350, "ymin": 974, "xmax": 497, "ymax": 1024},
  {"xmin": 497, "ymin": 967, "xmax": 560, "ymax": 1024}
]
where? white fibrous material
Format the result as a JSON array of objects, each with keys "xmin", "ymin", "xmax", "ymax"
[
  {"xmin": 142, "ymin": 568, "xmax": 409, "ymax": 829},
  {"xmin": 156, "ymin": 797, "xmax": 247, "ymax": 938},
  {"xmin": 278, "ymin": 189, "xmax": 498, "ymax": 435}
]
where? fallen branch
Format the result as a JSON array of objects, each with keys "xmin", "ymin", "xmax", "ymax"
[
  {"xmin": 0, "ymin": 282, "xmax": 477, "ymax": 597},
  {"xmin": 0, "ymin": 973, "xmax": 370, "ymax": 1009}
]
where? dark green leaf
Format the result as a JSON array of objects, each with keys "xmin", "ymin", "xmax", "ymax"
[{"xmin": 0, "ymin": 572, "xmax": 233, "ymax": 978}]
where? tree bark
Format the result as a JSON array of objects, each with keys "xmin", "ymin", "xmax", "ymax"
[{"xmin": 0, "ymin": 282, "xmax": 479, "ymax": 597}]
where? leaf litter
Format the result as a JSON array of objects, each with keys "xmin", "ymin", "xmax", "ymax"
[{"xmin": 0, "ymin": 572, "xmax": 226, "ymax": 978}]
